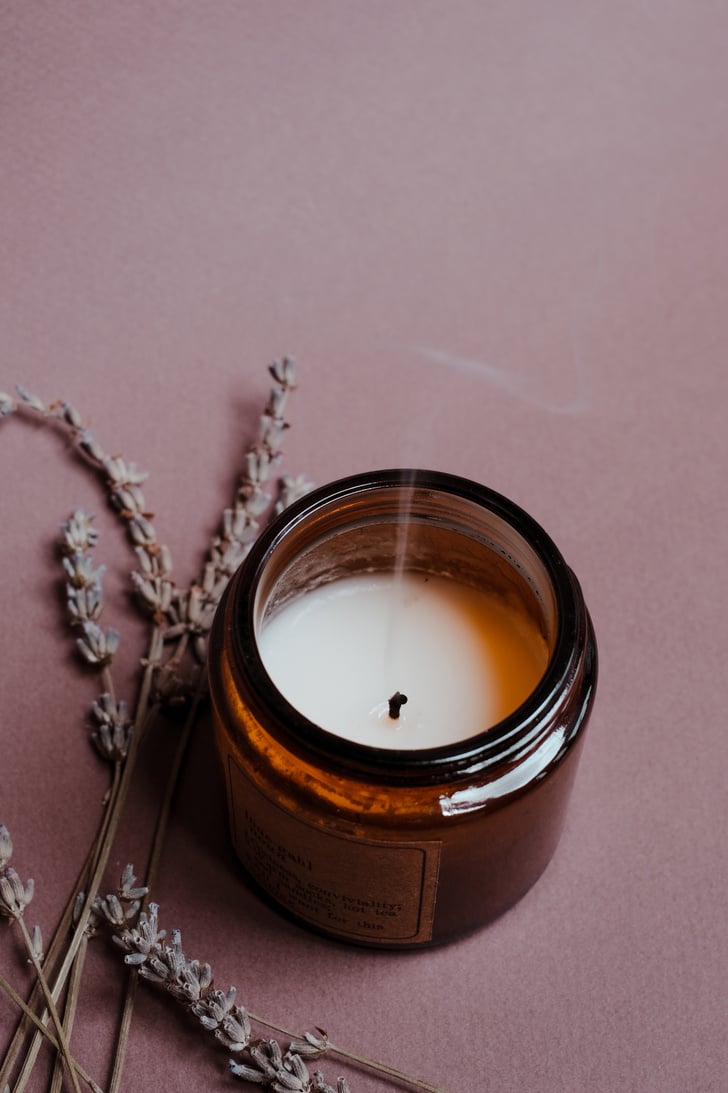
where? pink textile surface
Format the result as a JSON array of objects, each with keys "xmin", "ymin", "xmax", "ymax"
[{"xmin": 1, "ymin": 3, "xmax": 726, "ymax": 1091}]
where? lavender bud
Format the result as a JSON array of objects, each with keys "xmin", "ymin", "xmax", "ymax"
[
  {"xmin": 268, "ymin": 356, "xmax": 296, "ymax": 388},
  {"xmin": 129, "ymin": 514, "xmax": 156, "ymax": 547},
  {"xmin": 157, "ymin": 543, "xmax": 173, "ymax": 575},
  {"xmin": 77, "ymin": 622, "xmax": 119, "ymax": 666},
  {"xmin": 15, "ymin": 385, "xmax": 46, "ymax": 413},
  {"xmin": 0, "ymin": 868, "xmax": 33, "ymax": 917},
  {"xmin": 79, "ymin": 430, "xmax": 106, "ymax": 464},
  {"xmin": 61, "ymin": 401, "xmax": 83, "ymax": 428},
  {"xmin": 0, "ymin": 824, "xmax": 13, "ymax": 869},
  {"xmin": 59, "ymin": 510, "xmax": 99, "ymax": 553}
]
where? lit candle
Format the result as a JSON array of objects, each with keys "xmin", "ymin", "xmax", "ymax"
[
  {"xmin": 259, "ymin": 571, "xmax": 549, "ymax": 748},
  {"xmin": 210, "ymin": 470, "xmax": 598, "ymax": 947}
]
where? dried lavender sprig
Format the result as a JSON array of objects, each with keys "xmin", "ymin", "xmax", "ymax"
[
  {"xmin": 0, "ymin": 826, "xmax": 86, "ymax": 1093},
  {"xmin": 3, "ymin": 374, "xmax": 311, "ymax": 707},
  {"xmin": 246, "ymin": 1020, "xmax": 449, "ymax": 1093},
  {"xmin": 8, "ymin": 386, "xmax": 186, "ymax": 716},
  {"xmin": 98, "ymin": 876, "xmax": 448, "ymax": 1093},
  {"xmin": 0, "ymin": 827, "xmax": 34, "ymax": 925},
  {"xmin": 4, "ymin": 401, "xmax": 179, "ymax": 1036},
  {"xmin": 1, "ymin": 369, "xmax": 305, "ymax": 1089},
  {"xmin": 0, "ymin": 827, "xmax": 113, "ymax": 1090},
  {"xmin": 211, "ymin": 360, "xmax": 298, "ymax": 568},
  {"xmin": 200, "ymin": 360, "xmax": 309, "ymax": 633},
  {"xmin": 144, "ymin": 358, "xmax": 312, "ymax": 708},
  {"xmin": 59, "ymin": 511, "xmax": 132, "ymax": 760},
  {"xmin": 96, "ymin": 891, "xmax": 350, "ymax": 1093},
  {"xmin": 60, "ymin": 513, "xmax": 111, "ymax": 643},
  {"xmin": 6, "ymin": 624, "xmax": 165, "ymax": 1093},
  {"xmin": 228, "ymin": 1038, "xmax": 350, "ymax": 1093},
  {"xmin": 55, "ymin": 514, "xmax": 135, "ymax": 1085},
  {"xmin": 3, "ymin": 387, "xmax": 178, "ymax": 638}
]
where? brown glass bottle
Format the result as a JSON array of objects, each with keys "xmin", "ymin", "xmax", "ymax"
[{"xmin": 209, "ymin": 470, "xmax": 598, "ymax": 948}]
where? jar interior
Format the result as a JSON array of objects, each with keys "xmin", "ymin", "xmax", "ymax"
[{"xmin": 254, "ymin": 484, "xmax": 558, "ymax": 658}]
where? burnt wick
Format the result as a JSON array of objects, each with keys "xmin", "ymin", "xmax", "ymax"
[{"xmin": 388, "ymin": 691, "xmax": 408, "ymax": 719}]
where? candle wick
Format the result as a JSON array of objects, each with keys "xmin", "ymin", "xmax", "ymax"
[{"xmin": 388, "ymin": 691, "xmax": 408, "ymax": 719}]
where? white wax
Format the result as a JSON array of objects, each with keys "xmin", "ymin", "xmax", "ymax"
[{"xmin": 259, "ymin": 572, "xmax": 549, "ymax": 749}]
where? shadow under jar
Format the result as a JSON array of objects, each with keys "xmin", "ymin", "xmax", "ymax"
[{"xmin": 209, "ymin": 469, "xmax": 598, "ymax": 949}]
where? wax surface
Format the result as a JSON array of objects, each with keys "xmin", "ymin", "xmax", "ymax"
[{"xmin": 259, "ymin": 573, "xmax": 549, "ymax": 748}]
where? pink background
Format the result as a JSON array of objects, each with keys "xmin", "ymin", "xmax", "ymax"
[{"xmin": 1, "ymin": 3, "xmax": 726, "ymax": 1090}]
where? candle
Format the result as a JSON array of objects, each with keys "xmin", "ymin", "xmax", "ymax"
[
  {"xmin": 210, "ymin": 469, "xmax": 598, "ymax": 947},
  {"xmin": 259, "ymin": 571, "xmax": 549, "ymax": 748}
]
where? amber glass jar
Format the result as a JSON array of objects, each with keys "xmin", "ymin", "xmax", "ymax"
[{"xmin": 209, "ymin": 470, "xmax": 597, "ymax": 948}]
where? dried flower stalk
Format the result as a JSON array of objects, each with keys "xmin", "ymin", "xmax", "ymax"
[
  {"xmin": 1, "ymin": 366, "xmax": 301, "ymax": 1090},
  {"xmin": 0, "ymin": 363, "xmax": 447, "ymax": 1093},
  {"xmin": 0, "ymin": 827, "xmax": 85, "ymax": 1093},
  {"xmin": 94, "ymin": 876, "xmax": 443, "ymax": 1093}
]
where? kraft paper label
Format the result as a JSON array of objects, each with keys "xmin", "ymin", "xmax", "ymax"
[{"xmin": 227, "ymin": 756, "xmax": 440, "ymax": 944}]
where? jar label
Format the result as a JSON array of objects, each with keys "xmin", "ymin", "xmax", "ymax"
[{"xmin": 227, "ymin": 757, "xmax": 441, "ymax": 944}]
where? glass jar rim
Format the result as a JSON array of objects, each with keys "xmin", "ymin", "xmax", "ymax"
[{"xmin": 226, "ymin": 469, "xmax": 588, "ymax": 782}]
